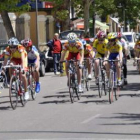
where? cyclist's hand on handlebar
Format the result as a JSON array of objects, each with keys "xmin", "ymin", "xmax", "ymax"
[
  {"xmin": 10, "ymin": 62, "xmax": 14, "ymax": 66},
  {"xmin": 104, "ymin": 57, "xmax": 108, "ymax": 61},
  {"xmin": 78, "ymin": 64, "xmax": 83, "ymax": 69}
]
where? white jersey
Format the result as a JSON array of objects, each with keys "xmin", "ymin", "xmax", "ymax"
[{"xmin": 28, "ymin": 45, "xmax": 39, "ymax": 60}]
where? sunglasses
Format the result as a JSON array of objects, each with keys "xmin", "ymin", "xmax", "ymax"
[
  {"xmin": 98, "ymin": 39, "xmax": 104, "ymax": 42},
  {"xmin": 108, "ymin": 39, "xmax": 115, "ymax": 42},
  {"xmin": 10, "ymin": 46, "xmax": 17, "ymax": 49}
]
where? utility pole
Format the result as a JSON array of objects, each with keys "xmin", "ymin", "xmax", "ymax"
[
  {"xmin": 92, "ymin": 1, "xmax": 96, "ymax": 36},
  {"xmin": 35, "ymin": 0, "xmax": 39, "ymax": 49}
]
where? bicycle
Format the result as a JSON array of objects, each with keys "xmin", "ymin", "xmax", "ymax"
[
  {"xmin": 26, "ymin": 63, "xmax": 36, "ymax": 100},
  {"xmin": 0, "ymin": 66, "xmax": 9, "ymax": 89},
  {"xmin": 105, "ymin": 60, "xmax": 120, "ymax": 104},
  {"xmin": 5, "ymin": 64, "xmax": 26, "ymax": 110},
  {"xmin": 81, "ymin": 58, "xmax": 92, "ymax": 91},
  {"xmin": 61, "ymin": 59, "xmax": 81, "ymax": 103},
  {"xmin": 94, "ymin": 58, "xmax": 107, "ymax": 98}
]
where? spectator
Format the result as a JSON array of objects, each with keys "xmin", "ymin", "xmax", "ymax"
[{"xmin": 47, "ymin": 33, "xmax": 63, "ymax": 75}]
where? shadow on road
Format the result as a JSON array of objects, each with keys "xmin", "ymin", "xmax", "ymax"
[
  {"xmin": 0, "ymin": 106, "xmax": 10, "ymax": 110},
  {"xmin": 0, "ymin": 130, "xmax": 139, "ymax": 136},
  {"xmin": 100, "ymin": 113, "xmax": 140, "ymax": 126},
  {"xmin": 120, "ymin": 83, "xmax": 140, "ymax": 91},
  {"xmin": 79, "ymin": 100, "xmax": 109, "ymax": 105},
  {"xmin": 39, "ymin": 99, "xmax": 70, "ymax": 104},
  {"xmin": 127, "ymin": 70, "xmax": 140, "ymax": 75}
]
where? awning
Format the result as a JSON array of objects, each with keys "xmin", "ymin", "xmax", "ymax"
[{"xmin": 90, "ymin": 20, "xmax": 109, "ymax": 30}]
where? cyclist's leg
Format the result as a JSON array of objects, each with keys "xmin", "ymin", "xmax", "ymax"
[
  {"xmin": 85, "ymin": 57, "xmax": 92, "ymax": 79},
  {"xmin": 123, "ymin": 57, "xmax": 128, "ymax": 84},
  {"xmin": 75, "ymin": 53, "xmax": 83, "ymax": 92},
  {"xmin": 115, "ymin": 54, "xmax": 121, "ymax": 86}
]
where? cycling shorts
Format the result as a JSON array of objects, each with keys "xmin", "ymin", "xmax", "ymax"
[
  {"xmin": 11, "ymin": 58, "xmax": 21, "ymax": 65},
  {"xmin": 11, "ymin": 58, "xmax": 28, "ymax": 71},
  {"xmin": 95, "ymin": 52, "xmax": 105, "ymax": 58},
  {"xmin": 84, "ymin": 53, "xmax": 90, "ymax": 58},
  {"xmin": 28, "ymin": 59, "xmax": 36, "ymax": 64},
  {"xmin": 67, "ymin": 52, "xmax": 81, "ymax": 60},
  {"xmin": 109, "ymin": 53, "xmax": 119, "ymax": 60}
]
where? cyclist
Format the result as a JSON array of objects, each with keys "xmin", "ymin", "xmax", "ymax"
[
  {"xmin": 133, "ymin": 34, "xmax": 140, "ymax": 68},
  {"xmin": 79, "ymin": 36, "xmax": 93, "ymax": 80},
  {"xmin": 3, "ymin": 37, "xmax": 29, "ymax": 100},
  {"xmin": 22, "ymin": 39, "xmax": 40, "ymax": 93},
  {"xmin": 60, "ymin": 32, "xmax": 84, "ymax": 92},
  {"xmin": 104, "ymin": 32, "xmax": 123, "ymax": 86},
  {"xmin": 117, "ymin": 32, "xmax": 128, "ymax": 85},
  {"xmin": 83, "ymin": 41, "xmax": 94, "ymax": 80},
  {"xmin": 93, "ymin": 31, "xmax": 108, "ymax": 84}
]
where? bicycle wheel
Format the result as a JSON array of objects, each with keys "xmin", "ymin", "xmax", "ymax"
[
  {"xmin": 68, "ymin": 72, "xmax": 74, "ymax": 103},
  {"xmin": 1, "ymin": 71, "xmax": 8, "ymax": 88},
  {"xmin": 9, "ymin": 75, "xmax": 18, "ymax": 110},
  {"xmin": 114, "ymin": 73, "xmax": 120, "ymax": 100},
  {"xmin": 84, "ymin": 68, "xmax": 90, "ymax": 91},
  {"xmin": 30, "ymin": 74, "xmax": 36, "ymax": 100},
  {"xmin": 20, "ymin": 83, "xmax": 26, "ymax": 107},
  {"xmin": 81, "ymin": 68, "xmax": 86, "ymax": 92},
  {"xmin": 108, "ymin": 70, "xmax": 114, "ymax": 104},
  {"xmin": 102, "ymin": 70, "xmax": 107, "ymax": 96},
  {"xmin": 98, "ymin": 66, "xmax": 103, "ymax": 98},
  {"xmin": 121, "ymin": 69, "xmax": 124, "ymax": 88},
  {"xmin": 74, "ymin": 73, "xmax": 81, "ymax": 100}
]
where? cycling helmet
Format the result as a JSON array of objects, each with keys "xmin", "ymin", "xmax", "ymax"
[
  {"xmin": 8, "ymin": 37, "xmax": 19, "ymax": 46},
  {"xmin": 80, "ymin": 39, "xmax": 86, "ymax": 46},
  {"xmin": 23, "ymin": 38, "xmax": 33, "ymax": 47},
  {"xmin": 97, "ymin": 31, "xmax": 106, "ymax": 39},
  {"xmin": 107, "ymin": 32, "xmax": 117, "ymax": 40},
  {"xmin": 67, "ymin": 32, "xmax": 77, "ymax": 43},
  {"xmin": 117, "ymin": 32, "xmax": 122, "ymax": 38}
]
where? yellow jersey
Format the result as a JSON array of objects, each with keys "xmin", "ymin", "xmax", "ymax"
[
  {"xmin": 93, "ymin": 39, "xmax": 108, "ymax": 54},
  {"xmin": 106, "ymin": 41, "xmax": 122, "ymax": 53},
  {"xmin": 134, "ymin": 41, "xmax": 140, "ymax": 51},
  {"xmin": 5, "ymin": 45, "xmax": 27, "ymax": 59},
  {"xmin": 62, "ymin": 41, "xmax": 83, "ymax": 53}
]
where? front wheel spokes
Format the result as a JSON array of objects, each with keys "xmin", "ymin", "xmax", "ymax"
[
  {"xmin": 98, "ymin": 76, "xmax": 103, "ymax": 98},
  {"xmin": 20, "ymin": 84, "xmax": 26, "ymax": 107},
  {"xmin": 30, "ymin": 75, "xmax": 36, "ymax": 100},
  {"xmin": 108, "ymin": 71, "xmax": 114, "ymax": 104},
  {"xmin": 102, "ymin": 72, "xmax": 107, "ymax": 96},
  {"xmin": 114, "ymin": 86, "xmax": 120, "ymax": 100},
  {"xmin": 9, "ymin": 76, "xmax": 18, "ymax": 110},
  {"xmin": 68, "ymin": 73, "xmax": 74, "ymax": 103}
]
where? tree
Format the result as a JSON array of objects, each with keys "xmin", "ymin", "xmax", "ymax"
[{"xmin": 0, "ymin": 0, "xmax": 30, "ymax": 38}]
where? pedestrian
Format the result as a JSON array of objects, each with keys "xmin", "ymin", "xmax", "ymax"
[{"xmin": 47, "ymin": 33, "xmax": 63, "ymax": 75}]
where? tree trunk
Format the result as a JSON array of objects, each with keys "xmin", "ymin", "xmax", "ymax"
[
  {"xmin": 1, "ymin": 11, "xmax": 15, "ymax": 38},
  {"xmin": 83, "ymin": 0, "xmax": 90, "ymax": 35},
  {"xmin": 61, "ymin": 0, "xmax": 71, "ymax": 31}
]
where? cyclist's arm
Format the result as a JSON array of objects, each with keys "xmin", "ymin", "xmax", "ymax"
[
  {"xmin": 3, "ymin": 51, "xmax": 10, "ymax": 66},
  {"xmin": 80, "ymin": 49, "xmax": 84, "ymax": 64},
  {"xmin": 60, "ymin": 50, "xmax": 67, "ymax": 61},
  {"xmin": 119, "ymin": 47, "xmax": 123, "ymax": 63},
  {"xmin": 21, "ymin": 52, "xmax": 27, "ymax": 69},
  {"xmin": 35, "ymin": 52, "xmax": 40, "ymax": 68}
]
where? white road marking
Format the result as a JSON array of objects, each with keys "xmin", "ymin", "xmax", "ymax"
[{"xmin": 81, "ymin": 114, "xmax": 101, "ymax": 124}]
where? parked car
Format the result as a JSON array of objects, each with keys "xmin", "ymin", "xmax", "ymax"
[
  {"xmin": 59, "ymin": 29, "xmax": 85, "ymax": 44},
  {"xmin": 0, "ymin": 41, "xmax": 46, "ymax": 77},
  {"xmin": 122, "ymin": 32, "xmax": 137, "ymax": 57}
]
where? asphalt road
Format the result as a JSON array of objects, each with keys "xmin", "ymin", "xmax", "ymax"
[{"xmin": 0, "ymin": 59, "xmax": 140, "ymax": 140}]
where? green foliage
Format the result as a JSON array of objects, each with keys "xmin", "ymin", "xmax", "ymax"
[{"xmin": 0, "ymin": 0, "xmax": 30, "ymax": 12}]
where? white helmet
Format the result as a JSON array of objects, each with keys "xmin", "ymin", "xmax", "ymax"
[
  {"xmin": 8, "ymin": 37, "xmax": 19, "ymax": 46},
  {"xmin": 67, "ymin": 32, "xmax": 77, "ymax": 43}
]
